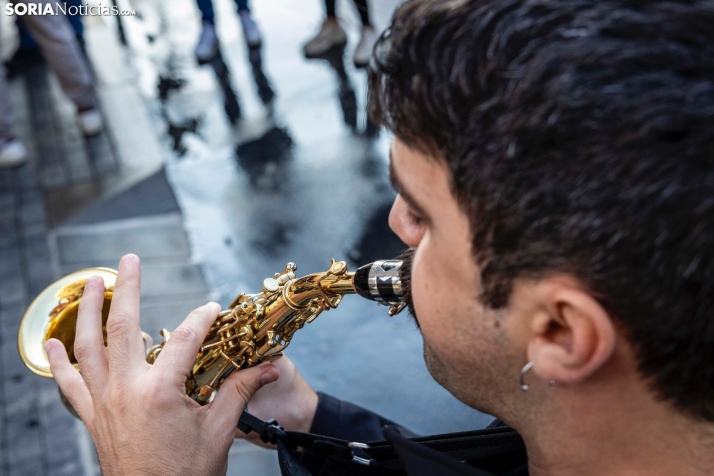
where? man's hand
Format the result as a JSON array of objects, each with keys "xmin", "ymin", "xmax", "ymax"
[
  {"xmin": 45, "ymin": 254, "xmax": 279, "ymax": 476},
  {"xmin": 235, "ymin": 355, "xmax": 319, "ymax": 448}
]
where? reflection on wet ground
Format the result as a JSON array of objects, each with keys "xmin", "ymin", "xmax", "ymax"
[
  {"xmin": 309, "ymin": 45, "xmax": 358, "ymax": 130},
  {"xmin": 122, "ymin": 0, "xmax": 489, "ymax": 434},
  {"xmin": 246, "ymin": 46, "xmax": 276, "ymax": 106},
  {"xmin": 236, "ymin": 125, "xmax": 292, "ymax": 190}
]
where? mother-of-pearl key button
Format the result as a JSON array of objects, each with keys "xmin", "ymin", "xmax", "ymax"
[{"xmin": 263, "ymin": 278, "xmax": 280, "ymax": 292}]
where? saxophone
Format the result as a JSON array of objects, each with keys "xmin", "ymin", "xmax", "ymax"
[{"xmin": 18, "ymin": 259, "xmax": 406, "ymax": 405}]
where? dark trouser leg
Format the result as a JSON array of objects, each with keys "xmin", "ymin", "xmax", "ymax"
[
  {"xmin": 66, "ymin": 0, "xmax": 85, "ymax": 37},
  {"xmin": 352, "ymin": 0, "xmax": 370, "ymax": 26},
  {"xmin": 235, "ymin": 0, "xmax": 249, "ymax": 12},
  {"xmin": 17, "ymin": 18, "xmax": 38, "ymax": 50},
  {"xmin": 196, "ymin": 0, "xmax": 216, "ymax": 24},
  {"xmin": 325, "ymin": 0, "xmax": 336, "ymax": 18}
]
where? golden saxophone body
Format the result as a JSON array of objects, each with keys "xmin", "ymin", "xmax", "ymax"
[{"xmin": 18, "ymin": 259, "xmax": 406, "ymax": 405}]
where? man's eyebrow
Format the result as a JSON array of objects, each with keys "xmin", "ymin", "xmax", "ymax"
[{"xmin": 388, "ymin": 154, "xmax": 429, "ymax": 218}]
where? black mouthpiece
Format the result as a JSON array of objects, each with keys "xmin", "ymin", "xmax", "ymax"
[{"xmin": 353, "ymin": 260, "xmax": 404, "ymax": 306}]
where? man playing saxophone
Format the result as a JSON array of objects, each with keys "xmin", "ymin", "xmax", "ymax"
[{"xmin": 44, "ymin": 0, "xmax": 714, "ymax": 475}]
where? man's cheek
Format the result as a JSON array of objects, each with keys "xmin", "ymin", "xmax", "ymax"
[{"xmin": 411, "ymin": 268, "xmax": 443, "ymax": 342}]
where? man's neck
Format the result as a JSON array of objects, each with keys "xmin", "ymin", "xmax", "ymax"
[{"xmin": 515, "ymin": 377, "xmax": 714, "ymax": 476}]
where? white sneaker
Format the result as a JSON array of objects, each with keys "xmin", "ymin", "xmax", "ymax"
[
  {"xmin": 78, "ymin": 109, "xmax": 103, "ymax": 137},
  {"xmin": 303, "ymin": 19, "xmax": 347, "ymax": 58},
  {"xmin": 239, "ymin": 11, "xmax": 262, "ymax": 48},
  {"xmin": 0, "ymin": 139, "xmax": 28, "ymax": 168},
  {"xmin": 354, "ymin": 26, "xmax": 378, "ymax": 68}
]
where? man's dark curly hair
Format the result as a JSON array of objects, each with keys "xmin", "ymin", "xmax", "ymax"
[{"xmin": 368, "ymin": 0, "xmax": 714, "ymax": 422}]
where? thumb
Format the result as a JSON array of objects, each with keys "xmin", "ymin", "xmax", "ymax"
[{"xmin": 209, "ymin": 363, "xmax": 280, "ymax": 424}]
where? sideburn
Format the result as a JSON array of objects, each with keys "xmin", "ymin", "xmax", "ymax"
[{"xmin": 397, "ymin": 247, "xmax": 418, "ymax": 328}]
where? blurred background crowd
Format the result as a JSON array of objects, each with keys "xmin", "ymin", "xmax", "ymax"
[{"xmin": 0, "ymin": 1, "xmax": 489, "ymax": 475}]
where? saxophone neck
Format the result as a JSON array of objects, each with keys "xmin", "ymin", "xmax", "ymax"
[
  {"xmin": 281, "ymin": 261, "xmax": 356, "ymax": 310},
  {"xmin": 280, "ymin": 257, "xmax": 408, "ymax": 313},
  {"xmin": 318, "ymin": 271, "xmax": 357, "ymax": 296},
  {"xmin": 290, "ymin": 258, "xmax": 406, "ymax": 315}
]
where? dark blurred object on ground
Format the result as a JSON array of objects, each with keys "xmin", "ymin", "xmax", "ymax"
[{"xmin": 237, "ymin": 125, "xmax": 293, "ymax": 190}]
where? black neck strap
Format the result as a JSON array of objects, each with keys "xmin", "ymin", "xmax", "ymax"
[{"xmin": 238, "ymin": 410, "xmax": 526, "ymax": 471}]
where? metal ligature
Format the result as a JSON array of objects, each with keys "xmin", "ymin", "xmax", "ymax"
[{"xmin": 18, "ymin": 259, "xmax": 405, "ymax": 405}]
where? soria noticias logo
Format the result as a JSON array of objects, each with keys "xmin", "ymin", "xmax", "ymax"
[{"xmin": 5, "ymin": 2, "xmax": 137, "ymax": 16}]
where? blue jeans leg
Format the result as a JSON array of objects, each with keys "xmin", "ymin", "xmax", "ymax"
[
  {"xmin": 67, "ymin": 0, "xmax": 84, "ymax": 37},
  {"xmin": 196, "ymin": 0, "xmax": 216, "ymax": 24}
]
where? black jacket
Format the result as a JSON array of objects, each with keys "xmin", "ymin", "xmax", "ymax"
[{"xmin": 287, "ymin": 393, "xmax": 529, "ymax": 476}]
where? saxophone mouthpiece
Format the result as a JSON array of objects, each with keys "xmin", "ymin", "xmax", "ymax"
[{"xmin": 353, "ymin": 260, "xmax": 406, "ymax": 314}]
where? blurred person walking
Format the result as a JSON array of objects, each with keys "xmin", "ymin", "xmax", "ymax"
[
  {"xmin": 194, "ymin": 0, "xmax": 262, "ymax": 64},
  {"xmin": 303, "ymin": 0, "xmax": 377, "ymax": 68},
  {"xmin": 4, "ymin": 0, "xmax": 85, "ymax": 77},
  {"xmin": 0, "ymin": 0, "xmax": 103, "ymax": 168}
]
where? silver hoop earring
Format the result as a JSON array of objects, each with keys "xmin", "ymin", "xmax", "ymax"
[
  {"xmin": 520, "ymin": 362, "xmax": 557, "ymax": 391},
  {"xmin": 520, "ymin": 361, "xmax": 535, "ymax": 391}
]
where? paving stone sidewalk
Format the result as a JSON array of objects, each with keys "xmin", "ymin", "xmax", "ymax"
[{"xmin": 0, "ymin": 44, "xmax": 125, "ymax": 474}]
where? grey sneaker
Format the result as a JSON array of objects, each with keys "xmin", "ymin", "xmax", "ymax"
[
  {"xmin": 239, "ymin": 11, "xmax": 262, "ymax": 48},
  {"xmin": 303, "ymin": 19, "xmax": 347, "ymax": 58},
  {"xmin": 195, "ymin": 22, "xmax": 219, "ymax": 64},
  {"xmin": 353, "ymin": 26, "xmax": 378, "ymax": 68},
  {"xmin": 0, "ymin": 138, "xmax": 28, "ymax": 168}
]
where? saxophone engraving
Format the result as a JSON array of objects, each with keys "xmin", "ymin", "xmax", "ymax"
[{"xmin": 18, "ymin": 259, "xmax": 406, "ymax": 405}]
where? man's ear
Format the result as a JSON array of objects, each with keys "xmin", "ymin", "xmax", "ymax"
[{"xmin": 525, "ymin": 279, "xmax": 616, "ymax": 385}]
